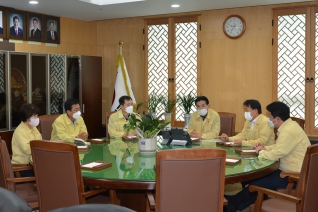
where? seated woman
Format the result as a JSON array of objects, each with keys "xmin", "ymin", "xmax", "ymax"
[{"xmin": 11, "ymin": 103, "xmax": 42, "ymax": 177}]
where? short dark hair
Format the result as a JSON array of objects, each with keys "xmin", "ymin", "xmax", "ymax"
[
  {"xmin": 195, "ymin": 96, "xmax": 209, "ymax": 105},
  {"xmin": 13, "ymin": 16, "xmax": 19, "ymax": 22},
  {"xmin": 19, "ymin": 103, "xmax": 39, "ymax": 122},
  {"xmin": 64, "ymin": 98, "xmax": 79, "ymax": 112},
  {"xmin": 49, "ymin": 22, "xmax": 54, "ymax": 26},
  {"xmin": 119, "ymin": 96, "xmax": 132, "ymax": 106},
  {"xmin": 266, "ymin": 101, "xmax": 290, "ymax": 121},
  {"xmin": 32, "ymin": 18, "xmax": 38, "ymax": 23},
  {"xmin": 0, "ymin": 93, "xmax": 6, "ymax": 105},
  {"xmin": 243, "ymin": 99, "xmax": 262, "ymax": 114}
]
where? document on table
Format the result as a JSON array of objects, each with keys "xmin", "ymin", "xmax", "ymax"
[{"xmin": 82, "ymin": 162, "xmax": 103, "ymax": 168}]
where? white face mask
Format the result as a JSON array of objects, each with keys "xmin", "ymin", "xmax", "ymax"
[
  {"xmin": 268, "ymin": 118, "xmax": 275, "ymax": 127},
  {"xmin": 244, "ymin": 112, "xmax": 254, "ymax": 121},
  {"xmin": 29, "ymin": 117, "xmax": 39, "ymax": 127},
  {"xmin": 198, "ymin": 108, "xmax": 208, "ymax": 116},
  {"xmin": 125, "ymin": 106, "xmax": 133, "ymax": 114},
  {"xmin": 72, "ymin": 111, "xmax": 81, "ymax": 119}
]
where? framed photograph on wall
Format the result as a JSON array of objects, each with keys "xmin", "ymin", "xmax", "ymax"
[
  {"xmin": 6, "ymin": 9, "xmax": 26, "ymax": 40},
  {"xmin": 27, "ymin": 13, "xmax": 43, "ymax": 42},
  {"xmin": 44, "ymin": 16, "xmax": 60, "ymax": 44},
  {"xmin": 0, "ymin": 7, "xmax": 7, "ymax": 39}
]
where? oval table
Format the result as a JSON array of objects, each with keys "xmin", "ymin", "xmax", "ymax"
[{"xmin": 80, "ymin": 138, "xmax": 278, "ymax": 211}]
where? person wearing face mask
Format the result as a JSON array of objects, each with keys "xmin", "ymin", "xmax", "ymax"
[
  {"xmin": 108, "ymin": 95, "xmax": 140, "ymax": 138},
  {"xmin": 224, "ymin": 101, "xmax": 311, "ymax": 212},
  {"xmin": 220, "ymin": 99, "xmax": 275, "ymax": 147},
  {"xmin": 187, "ymin": 96, "xmax": 220, "ymax": 139},
  {"xmin": 11, "ymin": 103, "xmax": 42, "ymax": 176},
  {"xmin": 51, "ymin": 98, "xmax": 88, "ymax": 143}
]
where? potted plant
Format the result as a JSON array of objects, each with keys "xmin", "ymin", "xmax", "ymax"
[
  {"xmin": 143, "ymin": 94, "xmax": 163, "ymax": 118},
  {"xmin": 124, "ymin": 113, "xmax": 170, "ymax": 153},
  {"xmin": 161, "ymin": 95, "xmax": 178, "ymax": 129},
  {"xmin": 177, "ymin": 92, "xmax": 197, "ymax": 129}
]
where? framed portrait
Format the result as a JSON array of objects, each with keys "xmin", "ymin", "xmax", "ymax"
[
  {"xmin": 6, "ymin": 9, "xmax": 26, "ymax": 40},
  {"xmin": 27, "ymin": 13, "xmax": 43, "ymax": 42},
  {"xmin": 0, "ymin": 7, "xmax": 7, "ymax": 39},
  {"xmin": 44, "ymin": 16, "xmax": 60, "ymax": 44}
]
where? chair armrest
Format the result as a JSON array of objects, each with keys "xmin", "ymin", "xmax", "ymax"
[
  {"xmin": 280, "ymin": 172, "xmax": 300, "ymax": 178},
  {"xmin": 288, "ymin": 176, "xmax": 299, "ymax": 183},
  {"xmin": 12, "ymin": 165, "xmax": 32, "ymax": 172},
  {"xmin": 249, "ymin": 185, "xmax": 300, "ymax": 203},
  {"xmin": 146, "ymin": 191, "xmax": 155, "ymax": 210},
  {"xmin": 7, "ymin": 177, "xmax": 36, "ymax": 183},
  {"xmin": 223, "ymin": 197, "xmax": 228, "ymax": 205},
  {"xmin": 82, "ymin": 188, "xmax": 107, "ymax": 198}
]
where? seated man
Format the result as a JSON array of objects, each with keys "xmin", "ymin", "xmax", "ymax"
[
  {"xmin": 108, "ymin": 95, "xmax": 139, "ymax": 138},
  {"xmin": 220, "ymin": 99, "xmax": 275, "ymax": 146},
  {"xmin": 51, "ymin": 98, "xmax": 88, "ymax": 143},
  {"xmin": 224, "ymin": 101, "xmax": 311, "ymax": 212},
  {"xmin": 187, "ymin": 96, "xmax": 220, "ymax": 139}
]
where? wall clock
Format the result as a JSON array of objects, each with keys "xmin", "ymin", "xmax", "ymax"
[{"xmin": 223, "ymin": 15, "xmax": 246, "ymax": 39}]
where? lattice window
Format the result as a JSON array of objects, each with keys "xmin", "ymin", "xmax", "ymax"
[
  {"xmin": 315, "ymin": 13, "xmax": 318, "ymax": 127},
  {"xmin": 0, "ymin": 54, "xmax": 4, "ymax": 93},
  {"xmin": 175, "ymin": 22, "xmax": 197, "ymax": 121},
  {"xmin": 50, "ymin": 54, "xmax": 66, "ymax": 114},
  {"xmin": 277, "ymin": 14, "xmax": 306, "ymax": 119},
  {"xmin": 147, "ymin": 24, "xmax": 168, "ymax": 115}
]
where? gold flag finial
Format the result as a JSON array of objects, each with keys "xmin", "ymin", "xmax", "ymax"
[{"xmin": 119, "ymin": 40, "xmax": 124, "ymax": 46}]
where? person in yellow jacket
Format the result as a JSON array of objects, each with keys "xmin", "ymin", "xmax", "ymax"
[
  {"xmin": 224, "ymin": 101, "xmax": 311, "ymax": 212},
  {"xmin": 51, "ymin": 98, "xmax": 88, "ymax": 142},
  {"xmin": 108, "ymin": 96, "xmax": 140, "ymax": 138},
  {"xmin": 11, "ymin": 103, "xmax": 42, "ymax": 177},
  {"xmin": 220, "ymin": 99, "xmax": 275, "ymax": 147},
  {"xmin": 187, "ymin": 96, "xmax": 220, "ymax": 139}
]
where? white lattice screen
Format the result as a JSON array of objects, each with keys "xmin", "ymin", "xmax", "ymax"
[
  {"xmin": 315, "ymin": 13, "xmax": 318, "ymax": 127},
  {"xmin": 175, "ymin": 22, "xmax": 197, "ymax": 121},
  {"xmin": 147, "ymin": 24, "xmax": 169, "ymax": 116},
  {"xmin": 277, "ymin": 14, "xmax": 306, "ymax": 119}
]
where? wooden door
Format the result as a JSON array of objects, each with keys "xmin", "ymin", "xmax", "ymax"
[{"xmin": 81, "ymin": 56, "xmax": 102, "ymax": 138}]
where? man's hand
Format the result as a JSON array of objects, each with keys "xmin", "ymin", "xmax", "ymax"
[
  {"xmin": 127, "ymin": 130, "xmax": 137, "ymax": 136},
  {"xmin": 190, "ymin": 131, "xmax": 202, "ymax": 139},
  {"xmin": 231, "ymin": 139, "xmax": 242, "ymax": 146},
  {"xmin": 77, "ymin": 132, "xmax": 88, "ymax": 139},
  {"xmin": 254, "ymin": 142, "xmax": 266, "ymax": 153},
  {"xmin": 253, "ymin": 142, "xmax": 264, "ymax": 149},
  {"xmin": 220, "ymin": 133, "xmax": 229, "ymax": 142}
]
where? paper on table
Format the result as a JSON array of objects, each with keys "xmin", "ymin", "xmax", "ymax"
[
  {"xmin": 191, "ymin": 137, "xmax": 199, "ymax": 140},
  {"xmin": 242, "ymin": 150, "xmax": 256, "ymax": 153},
  {"xmin": 226, "ymin": 158, "xmax": 239, "ymax": 163},
  {"xmin": 82, "ymin": 162, "xmax": 103, "ymax": 168},
  {"xmin": 91, "ymin": 139, "xmax": 103, "ymax": 141},
  {"xmin": 127, "ymin": 136, "xmax": 137, "ymax": 139},
  {"xmin": 225, "ymin": 142, "xmax": 234, "ymax": 145},
  {"xmin": 77, "ymin": 146, "xmax": 87, "ymax": 149}
]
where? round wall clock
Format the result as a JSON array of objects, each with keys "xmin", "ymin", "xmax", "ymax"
[{"xmin": 223, "ymin": 15, "xmax": 246, "ymax": 39}]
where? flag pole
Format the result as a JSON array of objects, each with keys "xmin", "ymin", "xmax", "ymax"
[{"xmin": 119, "ymin": 40, "xmax": 123, "ymax": 55}]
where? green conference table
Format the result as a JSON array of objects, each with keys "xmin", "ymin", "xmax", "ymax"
[{"xmin": 81, "ymin": 138, "xmax": 279, "ymax": 190}]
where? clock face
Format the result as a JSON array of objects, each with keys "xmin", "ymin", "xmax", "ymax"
[{"xmin": 223, "ymin": 15, "xmax": 246, "ymax": 39}]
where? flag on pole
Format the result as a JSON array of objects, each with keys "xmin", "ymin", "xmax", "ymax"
[{"xmin": 111, "ymin": 53, "xmax": 136, "ymax": 111}]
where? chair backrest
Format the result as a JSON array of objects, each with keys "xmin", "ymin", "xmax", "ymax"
[
  {"xmin": 0, "ymin": 187, "xmax": 32, "ymax": 212},
  {"xmin": 38, "ymin": 114, "xmax": 61, "ymax": 140},
  {"xmin": 105, "ymin": 111, "xmax": 116, "ymax": 138},
  {"xmin": 218, "ymin": 112, "xmax": 236, "ymax": 136},
  {"xmin": 294, "ymin": 144, "xmax": 318, "ymax": 211},
  {"xmin": 155, "ymin": 148, "xmax": 226, "ymax": 212},
  {"xmin": 47, "ymin": 204, "xmax": 135, "ymax": 212},
  {"xmin": 30, "ymin": 140, "xmax": 85, "ymax": 212},
  {"xmin": 291, "ymin": 117, "xmax": 305, "ymax": 130},
  {"xmin": 0, "ymin": 139, "xmax": 15, "ymax": 191}
]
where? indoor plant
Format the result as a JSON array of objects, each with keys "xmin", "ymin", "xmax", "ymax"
[
  {"xmin": 143, "ymin": 94, "xmax": 163, "ymax": 118},
  {"xmin": 124, "ymin": 113, "xmax": 170, "ymax": 152},
  {"xmin": 161, "ymin": 95, "xmax": 178, "ymax": 129},
  {"xmin": 177, "ymin": 92, "xmax": 197, "ymax": 129}
]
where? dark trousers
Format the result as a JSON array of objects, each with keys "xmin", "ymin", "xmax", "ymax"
[
  {"xmin": 228, "ymin": 169, "xmax": 294, "ymax": 211},
  {"xmin": 15, "ymin": 170, "xmax": 34, "ymax": 177}
]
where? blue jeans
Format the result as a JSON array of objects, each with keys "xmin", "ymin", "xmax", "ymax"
[{"xmin": 227, "ymin": 169, "xmax": 295, "ymax": 211}]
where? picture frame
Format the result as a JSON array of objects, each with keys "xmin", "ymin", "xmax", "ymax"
[
  {"xmin": 27, "ymin": 13, "xmax": 43, "ymax": 42},
  {"xmin": 6, "ymin": 9, "xmax": 26, "ymax": 40},
  {"xmin": 0, "ymin": 7, "xmax": 7, "ymax": 39},
  {"xmin": 44, "ymin": 15, "xmax": 60, "ymax": 44}
]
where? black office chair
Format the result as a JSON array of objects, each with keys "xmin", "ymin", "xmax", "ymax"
[
  {"xmin": 0, "ymin": 187, "xmax": 33, "ymax": 212},
  {"xmin": 48, "ymin": 204, "xmax": 135, "ymax": 212}
]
